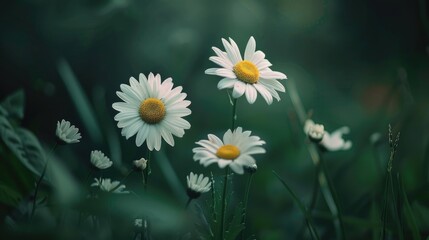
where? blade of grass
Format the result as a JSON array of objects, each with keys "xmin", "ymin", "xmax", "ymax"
[
  {"xmin": 398, "ymin": 174, "xmax": 421, "ymax": 240},
  {"xmin": 92, "ymin": 86, "xmax": 122, "ymax": 166},
  {"xmin": 318, "ymin": 154, "xmax": 346, "ymax": 239},
  {"xmin": 57, "ymin": 58, "xmax": 102, "ymax": 144},
  {"xmin": 273, "ymin": 171, "xmax": 320, "ymax": 240}
]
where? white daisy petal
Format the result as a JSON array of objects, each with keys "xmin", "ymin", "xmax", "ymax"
[
  {"xmin": 222, "ymin": 38, "xmax": 240, "ymax": 64},
  {"xmin": 260, "ymin": 70, "xmax": 287, "ymax": 80},
  {"xmin": 253, "ymin": 83, "xmax": 273, "ymax": 105},
  {"xmin": 244, "ymin": 36, "xmax": 256, "ymax": 60},
  {"xmin": 228, "ymin": 37, "xmax": 243, "ymax": 63},
  {"xmin": 245, "ymin": 84, "xmax": 257, "ymax": 104},
  {"xmin": 209, "ymin": 56, "xmax": 233, "ymax": 69},
  {"xmin": 113, "ymin": 73, "xmax": 191, "ymax": 150},
  {"xmin": 217, "ymin": 78, "xmax": 237, "ymax": 90},
  {"xmin": 215, "ymin": 69, "xmax": 236, "ymax": 79},
  {"xmin": 250, "ymin": 51, "xmax": 265, "ymax": 65},
  {"xmin": 232, "ymin": 81, "xmax": 246, "ymax": 98}
]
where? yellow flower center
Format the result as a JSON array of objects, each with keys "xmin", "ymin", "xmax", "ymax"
[
  {"xmin": 233, "ymin": 60, "xmax": 259, "ymax": 84},
  {"xmin": 216, "ymin": 144, "xmax": 240, "ymax": 160},
  {"xmin": 139, "ymin": 98, "xmax": 166, "ymax": 124}
]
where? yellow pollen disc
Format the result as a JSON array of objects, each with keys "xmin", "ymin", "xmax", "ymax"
[
  {"xmin": 233, "ymin": 60, "xmax": 259, "ymax": 84},
  {"xmin": 139, "ymin": 98, "xmax": 166, "ymax": 124},
  {"xmin": 216, "ymin": 144, "xmax": 240, "ymax": 160}
]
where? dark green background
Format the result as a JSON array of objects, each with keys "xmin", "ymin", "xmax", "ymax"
[{"xmin": 1, "ymin": 0, "xmax": 429, "ymax": 239}]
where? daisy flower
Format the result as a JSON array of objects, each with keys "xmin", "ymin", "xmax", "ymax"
[
  {"xmin": 90, "ymin": 150, "xmax": 113, "ymax": 169},
  {"xmin": 193, "ymin": 127, "xmax": 266, "ymax": 174},
  {"xmin": 304, "ymin": 119, "xmax": 352, "ymax": 151},
  {"xmin": 133, "ymin": 157, "xmax": 148, "ymax": 171},
  {"xmin": 112, "ymin": 73, "xmax": 191, "ymax": 151},
  {"xmin": 55, "ymin": 119, "xmax": 81, "ymax": 144},
  {"xmin": 91, "ymin": 178, "xmax": 129, "ymax": 194},
  {"xmin": 205, "ymin": 36, "xmax": 287, "ymax": 104},
  {"xmin": 186, "ymin": 172, "xmax": 211, "ymax": 199}
]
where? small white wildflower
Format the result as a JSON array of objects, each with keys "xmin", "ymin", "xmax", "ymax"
[
  {"xmin": 186, "ymin": 172, "xmax": 211, "ymax": 199},
  {"xmin": 91, "ymin": 178, "xmax": 129, "ymax": 194},
  {"xmin": 133, "ymin": 158, "xmax": 147, "ymax": 171},
  {"xmin": 304, "ymin": 119, "xmax": 352, "ymax": 151},
  {"xmin": 90, "ymin": 150, "xmax": 113, "ymax": 169},
  {"xmin": 321, "ymin": 127, "xmax": 352, "ymax": 151},
  {"xmin": 55, "ymin": 119, "xmax": 81, "ymax": 144}
]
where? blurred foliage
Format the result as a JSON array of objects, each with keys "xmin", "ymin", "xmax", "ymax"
[{"xmin": 1, "ymin": 0, "xmax": 429, "ymax": 239}]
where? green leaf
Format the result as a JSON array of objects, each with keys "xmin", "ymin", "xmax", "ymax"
[
  {"xmin": 193, "ymin": 203, "xmax": 214, "ymax": 239},
  {"xmin": 0, "ymin": 116, "xmax": 46, "ymax": 178},
  {"xmin": 225, "ymin": 202, "xmax": 245, "ymax": 240},
  {"xmin": 0, "ymin": 89, "xmax": 25, "ymax": 120},
  {"xmin": 398, "ymin": 175, "xmax": 421, "ymax": 240}
]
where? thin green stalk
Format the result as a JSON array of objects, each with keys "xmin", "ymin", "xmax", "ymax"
[
  {"xmin": 143, "ymin": 150, "xmax": 152, "ymax": 190},
  {"xmin": 380, "ymin": 174, "xmax": 390, "ymax": 240},
  {"xmin": 287, "ymin": 80, "xmax": 344, "ymax": 239},
  {"xmin": 398, "ymin": 174, "xmax": 421, "ymax": 240},
  {"xmin": 273, "ymin": 171, "xmax": 320, "ymax": 240},
  {"xmin": 220, "ymin": 168, "xmax": 230, "ymax": 240},
  {"xmin": 388, "ymin": 172, "xmax": 404, "ymax": 240},
  {"xmin": 31, "ymin": 143, "xmax": 58, "ymax": 219},
  {"xmin": 231, "ymin": 98, "xmax": 238, "ymax": 130},
  {"xmin": 318, "ymin": 152, "xmax": 346, "ymax": 239},
  {"xmin": 240, "ymin": 173, "xmax": 254, "ymax": 240}
]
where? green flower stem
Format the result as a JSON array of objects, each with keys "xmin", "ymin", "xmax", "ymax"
[
  {"xmin": 220, "ymin": 168, "xmax": 230, "ymax": 240},
  {"xmin": 240, "ymin": 173, "xmax": 254, "ymax": 240},
  {"xmin": 231, "ymin": 98, "xmax": 238, "ymax": 130},
  {"xmin": 31, "ymin": 142, "xmax": 58, "ymax": 219},
  {"xmin": 143, "ymin": 150, "xmax": 152, "ymax": 190},
  {"xmin": 287, "ymin": 79, "xmax": 345, "ymax": 239},
  {"xmin": 220, "ymin": 96, "xmax": 238, "ymax": 239}
]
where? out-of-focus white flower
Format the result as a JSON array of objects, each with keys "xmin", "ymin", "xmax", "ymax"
[
  {"xmin": 112, "ymin": 73, "xmax": 191, "ymax": 151},
  {"xmin": 205, "ymin": 37, "xmax": 287, "ymax": 104},
  {"xmin": 90, "ymin": 150, "xmax": 113, "ymax": 169},
  {"xmin": 304, "ymin": 119, "xmax": 352, "ymax": 151},
  {"xmin": 91, "ymin": 178, "xmax": 129, "ymax": 194},
  {"xmin": 186, "ymin": 172, "xmax": 211, "ymax": 199},
  {"xmin": 133, "ymin": 158, "xmax": 147, "ymax": 170},
  {"xmin": 193, "ymin": 127, "xmax": 265, "ymax": 174},
  {"xmin": 55, "ymin": 119, "xmax": 81, "ymax": 144},
  {"xmin": 321, "ymin": 127, "xmax": 352, "ymax": 151}
]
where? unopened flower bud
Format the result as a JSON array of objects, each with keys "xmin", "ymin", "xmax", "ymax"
[{"xmin": 133, "ymin": 158, "xmax": 147, "ymax": 171}]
